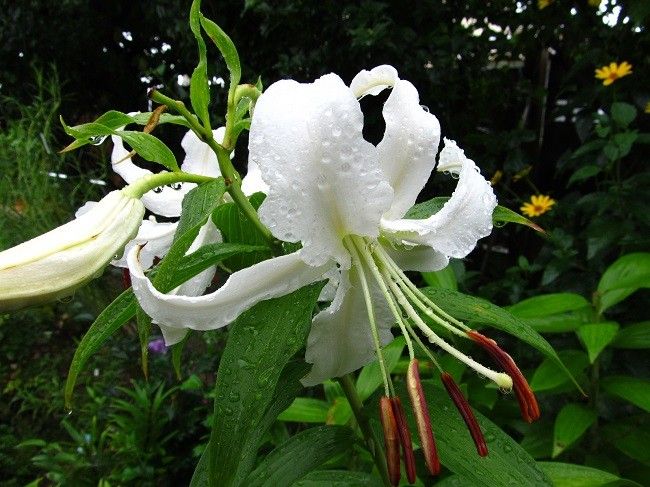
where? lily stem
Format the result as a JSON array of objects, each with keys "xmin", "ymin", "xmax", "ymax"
[
  {"xmin": 122, "ymin": 171, "xmax": 215, "ymax": 198},
  {"xmin": 337, "ymin": 374, "xmax": 392, "ymax": 487},
  {"xmin": 148, "ymin": 90, "xmax": 281, "ymax": 254}
]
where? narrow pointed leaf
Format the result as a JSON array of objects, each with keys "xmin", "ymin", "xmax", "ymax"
[
  {"xmin": 612, "ymin": 321, "xmax": 650, "ymax": 349},
  {"xmin": 596, "ymin": 252, "xmax": 650, "ymax": 313},
  {"xmin": 421, "ymin": 287, "xmax": 582, "ymax": 392},
  {"xmin": 206, "ymin": 282, "xmax": 324, "ymax": 486},
  {"xmin": 189, "ymin": 0, "xmax": 210, "ymax": 125},
  {"xmin": 602, "ymin": 376, "xmax": 650, "ymax": 413},
  {"xmin": 243, "ymin": 426, "xmax": 355, "ymax": 487},
  {"xmin": 200, "ymin": 14, "xmax": 241, "ymax": 87},
  {"xmin": 552, "ymin": 404, "xmax": 597, "ymax": 457},
  {"xmin": 576, "ymin": 322, "xmax": 619, "ymax": 363}
]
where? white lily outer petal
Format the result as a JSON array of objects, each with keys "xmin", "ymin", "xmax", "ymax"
[
  {"xmin": 382, "ymin": 244, "xmax": 450, "ymax": 272},
  {"xmin": 377, "ymin": 79, "xmax": 441, "ymax": 220},
  {"xmin": 111, "ymin": 135, "xmax": 193, "ymax": 217},
  {"xmin": 249, "ymin": 74, "xmax": 393, "ymax": 269},
  {"xmin": 171, "ymin": 220, "xmax": 221, "ymax": 297},
  {"xmin": 0, "ymin": 191, "xmax": 144, "ymax": 311},
  {"xmin": 302, "ymin": 267, "xmax": 394, "ymax": 386},
  {"xmin": 380, "ymin": 138, "xmax": 497, "ymax": 259},
  {"xmin": 180, "ymin": 127, "xmax": 228, "ymax": 178},
  {"xmin": 350, "ymin": 65, "xmax": 398, "ymax": 98},
  {"xmin": 112, "ymin": 219, "xmax": 177, "ymax": 269},
  {"xmin": 240, "ymin": 161, "xmax": 269, "ymax": 196},
  {"xmin": 129, "ymin": 249, "xmax": 330, "ymax": 343}
]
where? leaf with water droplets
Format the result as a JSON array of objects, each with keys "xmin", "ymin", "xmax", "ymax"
[
  {"xmin": 382, "ymin": 380, "xmax": 552, "ymax": 486},
  {"xmin": 201, "ymin": 282, "xmax": 324, "ymax": 486}
]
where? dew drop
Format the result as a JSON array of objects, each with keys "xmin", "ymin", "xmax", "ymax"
[{"xmin": 152, "ymin": 186, "xmax": 163, "ymax": 194}]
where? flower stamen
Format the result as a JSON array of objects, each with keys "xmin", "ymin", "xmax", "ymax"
[
  {"xmin": 467, "ymin": 330, "xmax": 540, "ymax": 422},
  {"xmin": 407, "ymin": 359, "xmax": 440, "ymax": 476},
  {"xmin": 391, "ymin": 396, "xmax": 417, "ymax": 483},
  {"xmin": 379, "ymin": 396, "xmax": 401, "ymax": 487},
  {"xmin": 441, "ymin": 372, "xmax": 488, "ymax": 457}
]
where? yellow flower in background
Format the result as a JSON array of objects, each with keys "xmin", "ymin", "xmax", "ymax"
[
  {"xmin": 520, "ymin": 195, "xmax": 556, "ymax": 218},
  {"xmin": 490, "ymin": 170, "xmax": 503, "ymax": 186},
  {"xmin": 595, "ymin": 62, "xmax": 633, "ymax": 86},
  {"xmin": 645, "ymin": 102, "xmax": 650, "ymax": 114},
  {"xmin": 588, "ymin": 0, "xmax": 601, "ymax": 6},
  {"xmin": 538, "ymin": 0, "xmax": 553, "ymax": 9}
]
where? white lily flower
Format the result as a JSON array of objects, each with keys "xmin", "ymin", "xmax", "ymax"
[
  {"xmin": 129, "ymin": 65, "xmax": 512, "ymax": 392},
  {"xmin": 0, "ymin": 190, "xmax": 144, "ymax": 312}
]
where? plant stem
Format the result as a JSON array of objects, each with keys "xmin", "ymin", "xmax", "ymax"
[
  {"xmin": 337, "ymin": 374, "xmax": 391, "ymax": 487},
  {"xmin": 122, "ymin": 171, "xmax": 215, "ymax": 198},
  {"xmin": 148, "ymin": 90, "xmax": 281, "ymax": 253}
]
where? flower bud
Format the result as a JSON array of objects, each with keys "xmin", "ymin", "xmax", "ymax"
[
  {"xmin": 0, "ymin": 190, "xmax": 144, "ymax": 311},
  {"xmin": 467, "ymin": 330, "xmax": 540, "ymax": 423},
  {"xmin": 379, "ymin": 396, "xmax": 401, "ymax": 487},
  {"xmin": 406, "ymin": 359, "xmax": 440, "ymax": 476}
]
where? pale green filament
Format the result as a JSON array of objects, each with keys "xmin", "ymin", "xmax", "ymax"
[
  {"xmin": 350, "ymin": 236, "xmax": 415, "ymax": 361},
  {"xmin": 383, "ymin": 271, "xmax": 513, "ymax": 390},
  {"xmin": 374, "ymin": 244, "xmax": 470, "ymax": 331},
  {"xmin": 344, "ymin": 236, "xmax": 393, "ymax": 397}
]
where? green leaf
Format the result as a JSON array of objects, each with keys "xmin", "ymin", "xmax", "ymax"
[
  {"xmin": 154, "ymin": 179, "xmax": 226, "ymax": 291},
  {"xmin": 571, "ymin": 139, "xmax": 606, "ymax": 158},
  {"xmin": 277, "ymin": 398, "xmax": 329, "ymax": 423},
  {"xmin": 602, "ymin": 376, "xmax": 650, "ymax": 413},
  {"xmin": 421, "ymin": 287, "xmax": 581, "ymax": 391},
  {"xmin": 568, "ymin": 165, "xmax": 602, "ymax": 187},
  {"xmin": 200, "ymin": 14, "xmax": 242, "ymax": 87},
  {"xmin": 509, "ymin": 293, "xmax": 591, "ymax": 318},
  {"xmin": 491, "ymin": 205, "xmax": 544, "ymax": 233},
  {"xmin": 612, "ymin": 321, "xmax": 650, "ymax": 349},
  {"xmin": 212, "ymin": 192, "xmax": 273, "ymax": 271},
  {"xmin": 422, "ymin": 264, "xmax": 458, "ymax": 290},
  {"xmin": 135, "ymin": 305, "xmax": 152, "ymax": 378},
  {"xmin": 243, "ymin": 426, "xmax": 355, "ymax": 487},
  {"xmin": 597, "ymin": 253, "xmax": 650, "ymax": 313},
  {"xmin": 189, "ymin": 0, "xmax": 210, "ymax": 125},
  {"xmin": 406, "ymin": 198, "xmax": 543, "ymax": 233},
  {"xmin": 356, "ymin": 336, "xmax": 405, "ymax": 401},
  {"xmin": 576, "ymin": 322, "xmax": 619, "ymax": 363},
  {"xmin": 206, "ymin": 282, "xmax": 324, "ymax": 487},
  {"xmin": 293, "ymin": 470, "xmax": 378, "ymax": 487},
  {"xmin": 611, "ymin": 102, "xmax": 637, "ymax": 128},
  {"xmin": 538, "ymin": 462, "xmax": 641, "ymax": 487},
  {"xmin": 64, "ymin": 289, "xmax": 137, "ymax": 409},
  {"xmin": 530, "ymin": 350, "xmax": 589, "ymax": 393},
  {"xmin": 552, "ymin": 403, "xmax": 597, "ymax": 457},
  {"xmin": 389, "ymin": 380, "xmax": 552, "ymax": 486},
  {"xmin": 603, "ymin": 417, "xmax": 650, "ymax": 466},
  {"xmin": 117, "ymin": 131, "xmax": 179, "ymax": 171},
  {"xmin": 64, "ymin": 240, "xmax": 258, "ymax": 409}
]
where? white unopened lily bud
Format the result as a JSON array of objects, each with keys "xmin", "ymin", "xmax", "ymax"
[{"xmin": 0, "ymin": 190, "xmax": 144, "ymax": 311}]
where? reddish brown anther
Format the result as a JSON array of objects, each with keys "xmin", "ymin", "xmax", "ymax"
[
  {"xmin": 467, "ymin": 330, "xmax": 540, "ymax": 423},
  {"xmin": 441, "ymin": 372, "xmax": 488, "ymax": 457},
  {"xmin": 121, "ymin": 268, "xmax": 131, "ymax": 289},
  {"xmin": 406, "ymin": 359, "xmax": 441, "ymax": 476},
  {"xmin": 390, "ymin": 397, "xmax": 416, "ymax": 483},
  {"xmin": 379, "ymin": 396, "xmax": 401, "ymax": 487}
]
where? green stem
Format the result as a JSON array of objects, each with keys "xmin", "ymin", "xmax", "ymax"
[
  {"xmin": 337, "ymin": 374, "xmax": 391, "ymax": 487},
  {"xmin": 149, "ymin": 90, "xmax": 281, "ymax": 253},
  {"xmin": 122, "ymin": 171, "xmax": 215, "ymax": 198}
]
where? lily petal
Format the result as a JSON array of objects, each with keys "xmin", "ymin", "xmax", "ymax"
[
  {"xmin": 112, "ymin": 219, "xmax": 177, "ymax": 269},
  {"xmin": 129, "ymin": 249, "xmax": 330, "ymax": 340},
  {"xmin": 302, "ymin": 266, "xmax": 394, "ymax": 386},
  {"xmin": 380, "ymin": 139, "xmax": 496, "ymax": 259},
  {"xmin": 351, "ymin": 66, "xmax": 441, "ymax": 220},
  {"xmin": 171, "ymin": 219, "xmax": 221, "ymax": 296},
  {"xmin": 240, "ymin": 161, "xmax": 269, "ymax": 196},
  {"xmin": 382, "ymin": 244, "xmax": 449, "ymax": 272},
  {"xmin": 111, "ymin": 135, "xmax": 193, "ymax": 217},
  {"xmin": 180, "ymin": 127, "xmax": 227, "ymax": 178},
  {"xmin": 249, "ymin": 74, "xmax": 393, "ymax": 269}
]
